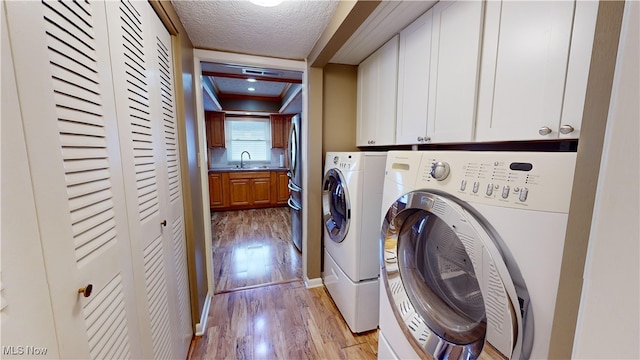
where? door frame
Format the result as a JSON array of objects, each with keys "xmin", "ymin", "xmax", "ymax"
[{"xmin": 192, "ymin": 49, "xmax": 308, "ymax": 320}]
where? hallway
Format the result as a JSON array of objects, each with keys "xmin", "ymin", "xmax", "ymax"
[
  {"xmin": 193, "ymin": 207, "xmax": 378, "ymax": 359},
  {"xmin": 211, "ymin": 207, "xmax": 302, "ymax": 293}
]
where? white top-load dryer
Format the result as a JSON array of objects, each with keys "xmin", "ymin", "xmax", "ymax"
[
  {"xmin": 322, "ymin": 152, "xmax": 387, "ymax": 333},
  {"xmin": 379, "ymin": 150, "xmax": 577, "ymax": 360}
]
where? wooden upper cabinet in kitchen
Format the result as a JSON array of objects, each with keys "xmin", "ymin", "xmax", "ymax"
[
  {"xmin": 356, "ymin": 35, "xmax": 399, "ymax": 147},
  {"xmin": 270, "ymin": 114, "xmax": 292, "ymax": 149},
  {"xmin": 475, "ymin": 0, "xmax": 597, "ymax": 141},
  {"xmin": 205, "ymin": 111, "xmax": 226, "ymax": 148},
  {"xmin": 395, "ymin": 0, "xmax": 484, "ymax": 145}
]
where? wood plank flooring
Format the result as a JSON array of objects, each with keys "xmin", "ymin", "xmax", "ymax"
[
  {"xmin": 193, "ymin": 207, "xmax": 378, "ymax": 359},
  {"xmin": 211, "ymin": 207, "xmax": 302, "ymax": 294},
  {"xmin": 188, "ymin": 281, "xmax": 378, "ymax": 360}
]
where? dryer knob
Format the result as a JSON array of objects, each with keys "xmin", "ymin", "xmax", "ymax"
[{"xmin": 430, "ymin": 161, "xmax": 450, "ymax": 181}]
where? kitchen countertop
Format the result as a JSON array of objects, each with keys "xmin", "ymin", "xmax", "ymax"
[{"xmin": 208, "ymin": 166, "xmax": 289, "ymax": 173}]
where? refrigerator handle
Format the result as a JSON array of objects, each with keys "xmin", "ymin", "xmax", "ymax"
[
  {"xmin": 288, "ymin": 180, "xmax": 302, "ymax": 192},
  {"xmin": 287, "ymin": 198, "xmax": 302, "ymax": 211}
]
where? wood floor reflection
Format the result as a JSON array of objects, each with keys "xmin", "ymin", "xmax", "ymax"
[
  {"xmin": 188, "ymin": 281, "xmax": 378, "ymax": 359},
  {"xmin": 211, "ymin": 207, "xmax": 302, "ymax": 294}
]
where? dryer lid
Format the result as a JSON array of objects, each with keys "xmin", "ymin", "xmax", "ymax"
[
  {"xmin": 322, "ymin": 168, "xmax": 350, "ymax": 243},
  {"xmin": 381, "ymin": 191, "xmax": 527, "ymax": 360}
]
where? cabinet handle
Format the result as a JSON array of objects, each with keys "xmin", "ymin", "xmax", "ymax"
[
  {"xmin": 425, "ymin": 136, "xmax": 431, "ymax": 143},
  {"xmin": 78, "ymin": 284, "xmax": 93, "ymax": 298},
  {"xmin": 161, "ymin": 220, "xmax": 167, "ymax": 227},
  {"xmin": 538, "ymin": 126, "xmax": 552, "ymax": 136},
  {"xmin": 559, "ymin": 125, "xmax": 575, "ymax": 134},
  {"xmin": 417, "ymin": 136, "xmax": 424, "ymax": 142}
]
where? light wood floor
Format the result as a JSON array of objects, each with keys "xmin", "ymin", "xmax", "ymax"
[
  {"xmin": 193, "ymin": 207, "xmax": 378, "ymax": 359},
  {"xmin": 188, "ymin": 281, "xmax": 378, "ymax": 359},
  {"xmin": 211, "ymin": 207, "xmax": 302, "ymax": 294}
]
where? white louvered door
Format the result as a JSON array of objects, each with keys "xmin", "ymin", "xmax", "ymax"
[
  {"xmin": 150, "ymin": 10, "xmax": 194, "ymax": 356},
  {"xmin": 105, "ymin": 0, "xmax": 191, "ymax": 358},
  {"xmin": 104, "ymin": 0, "xmax": 164, "ymax": 357},
  {"xmin": 4, "ymin": 1, "xmax": 143, "ymax": 358}
]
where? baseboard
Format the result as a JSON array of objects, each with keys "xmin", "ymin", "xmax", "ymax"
[
  {"xmin": 194, "ymin": 292, "xmax": 212, "ymax": 336},
  {"xmin": 304, "ymin": 276, "xmax": 324, "ymax": 288}
]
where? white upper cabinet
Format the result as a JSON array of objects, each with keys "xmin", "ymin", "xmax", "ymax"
[
  {"xmin": 395, "ymin": 0, "xmax": 484, "ymax": 145},
  {"xmin": 395, "ymin": 10, "xmax": 433, "ymax": 145},
  {"xmin": 357, "ymin": 35, "xmax": 399, "ymax": 147},
  {"xmin": 427, "ymin": 0, "xmax": 484, "ymax": 143},
  {"xmin": 476, "ymin": 0, "xmax": 597, "ymax": 141}
]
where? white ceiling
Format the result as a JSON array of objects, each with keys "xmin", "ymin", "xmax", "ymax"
[{"xmin": 171, "ymin": 0, "xmax": 340, "ymax": 60}]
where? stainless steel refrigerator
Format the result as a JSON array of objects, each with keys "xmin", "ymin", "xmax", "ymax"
[{"xmin": 287, "ymin": 114, "xmax": 303, "ymax": 252}]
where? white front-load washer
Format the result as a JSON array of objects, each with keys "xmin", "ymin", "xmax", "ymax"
[
  {"xmin": 378, "ymin": 151, "xmax": 577, "ymax": 360},
  {"xmin": 322, "ymin": 152, "xmax": 387, "ymax": 333}
]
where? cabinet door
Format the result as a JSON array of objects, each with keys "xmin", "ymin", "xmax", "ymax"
[
  {"xmin": 5, "ymin": 1, "xmax": 143, "ymax": 357},
  {"xmin": 559, "ymin": 0, "xmax": 599, "ymax": 139},
  {"xmin": 396, "ymin": 11, "xmax": 432, "ymax": 145},
  {"xmin": 206, "ymin": 111, "xmax": 226, "ymax": 148},
  {"xmin": 375, "ymin": 35, "xmax": 399, "ymax": 146},
  {"xmin": 229, "ymin": 178, "xmax": 252, "ymax": 206},
  {"xmin": 357, "ymin": 35, "xmax": 398, "ymax": 146},
  {"xmin": 428, "ymin": 0, "xmax": 484, "ymax": 143},
  {"xmin": 476, "ymin": 1, "xmax": 575, "ymax": 141},
  {"xmin": 276, "ymin": 172, "xmax": 290, "ymax": 204},
  {"xmin": 356, "ymin": 54, "xmax": 377, "ymax": 146},
  {"xmin": 271, "ymin": 114, "xmax": 286, "ymax": 148},
  {"xmin": 209, "ymin": 173, "xmax": 225, "ymax": 208},
  {"xmin": 252, "ymin": 177, "xmax": 272, "ymax": 205}
]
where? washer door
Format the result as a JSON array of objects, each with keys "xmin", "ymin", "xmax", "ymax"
[
  {"xmin": 322, "ymin": 168, "xmax": 351, "ymax": 243},
  {"xmin": 381, "ymin": 191, "xmax": 525, "ymax": 360}
]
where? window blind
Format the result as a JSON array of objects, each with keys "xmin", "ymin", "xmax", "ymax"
[{"xmin": 226, "ymin": 118, "xmax": 271, "ymax": 162}]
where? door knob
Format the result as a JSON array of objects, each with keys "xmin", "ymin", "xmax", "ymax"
[
  {"xmin": 78, "ymin": 284, "xmax": 93, "ymax": 298},
  {"xmin": 559, "ymin": 125, "xmax": 575, "ymax": 134},
  {"xmin": 538, "ymin": 126, "xmax": 552, "ymax": 136}
]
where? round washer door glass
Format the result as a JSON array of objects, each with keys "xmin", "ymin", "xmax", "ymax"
[
  {"xmin": 322, "ymin": 168, "xmax": 350, "ymax": 243},
  {"xmin": 398, "ymin": 210, "xmax": 486, "ymax": 344}
]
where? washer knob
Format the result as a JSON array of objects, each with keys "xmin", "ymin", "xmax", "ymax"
[{"xmin": 430, "ymin": 161, "xmax": 450, "ymax": 181}]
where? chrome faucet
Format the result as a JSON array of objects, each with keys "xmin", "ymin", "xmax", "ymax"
[{"xmin": 240, "ymin": 151, "xmax": 251, "ymax": 168}]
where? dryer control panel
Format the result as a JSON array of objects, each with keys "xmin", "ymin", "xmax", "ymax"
[{"xmin": 413, "ymin": 151, "xmax": 577, "ymax": 213}]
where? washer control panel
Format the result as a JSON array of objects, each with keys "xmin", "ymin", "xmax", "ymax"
[{"xmin": 414, "ymin": 151, "xmax": 577, "ymax": 213}]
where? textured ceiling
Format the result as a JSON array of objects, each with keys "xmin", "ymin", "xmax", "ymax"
[{"xmin": 171, "ymin": 0, "xmax": 340, "ymax": 60}]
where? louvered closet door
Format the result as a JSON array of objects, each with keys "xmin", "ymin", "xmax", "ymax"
[
  {"xmin": 104, "ymin": 1, "xmax": 191, "ymax": 358},
  {"xmin": 150, "ymin": 9, "xmax": 193, "ymax": 356},
  {"xmin": 4, "ymin": 1, "xmax": 143, "ymax": 358}
]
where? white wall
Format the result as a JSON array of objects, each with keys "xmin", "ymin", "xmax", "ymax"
[{"xmin": 572, "ymin": 1, "xmax": 639, "ymax": 358}]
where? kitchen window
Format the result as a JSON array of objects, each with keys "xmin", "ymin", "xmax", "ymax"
[{"xmin": 226, "ymin": 117, "xmax": 271, "ymax": 162}]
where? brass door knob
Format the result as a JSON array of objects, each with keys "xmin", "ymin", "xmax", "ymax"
[{"xmin": 78, "ymin": 284, "xmax": 93, "ymax": 298}]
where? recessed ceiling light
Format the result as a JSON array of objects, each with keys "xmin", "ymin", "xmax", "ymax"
[
  {"xmin": 247, "ymin": 78, "xmax": 257, "ymax": 83},
  {"xmin": 248, "ymin": 87, "xmax": 255, "ymax": 92},
  {"xmin": 250, "ymin": 0, "xmax": 283, "ymax": 7}
]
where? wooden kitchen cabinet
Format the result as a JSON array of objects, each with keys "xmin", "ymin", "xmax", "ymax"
[
  {"xmin": 205, "ymin": 111, "xmax": 225, "ymax": 148},
  {"xmin": 275, "ymin": 171, "xmax": 289, "ymax": 205},
  {"xmin": 209, "ymin": 172, "xmax": 227, "ymax": 208},
  {"xmin": 475, "ymin": 0, "xmax": 596, "ymax": 141},
  {"xmin": 211, "ymin": 170, "xmax": 288, "ymax": 210},
  {"xmin": 395, "ymin": 0, "xmax": 483, "ymax": 145},
  {"xmin": 270, "ymin": 114, "xmax": 292, "ymax": 148},
  {"xmin": 356, "ymin": 35, "xmax": 398, "ymax": 147}
]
